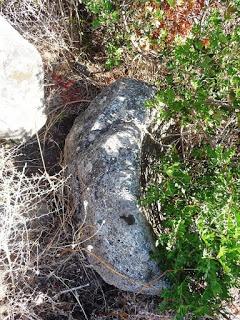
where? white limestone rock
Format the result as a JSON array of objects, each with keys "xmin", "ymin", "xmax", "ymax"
[{"xmin": 0, "ymin": 16, "xmax": 46, "ymax": 141}]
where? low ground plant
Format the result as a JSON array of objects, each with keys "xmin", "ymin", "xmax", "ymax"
[
  {"xmin": 149, "ymin": 6, "xmax": 240, "ymax": 129},
  {"xmin": 142, "ymin": 144, "xmax": 239, "ymax": 319},
  {"xmin": 141, "ymin": 2, "xmax": 240, "ymax": 319},
  {"xmin": 82, "ymin": 0, "xmax": 210, "ymax": 68}
]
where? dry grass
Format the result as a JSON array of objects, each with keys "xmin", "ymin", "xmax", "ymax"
[
  {"xmin": 0, "ymin": 145, "xmax": 107, "ymax": 319},
  {"xmin": 0, "ymin": 146, "xmax": 71, "ymax": 319},
  {"xmin": 0, "ymin": 145, "xmax": 110, "ymax": 320},
  {"xmin": 0, "ymin": 0, "xmax": 83, "ymax": 70},
  {"xmin": 0, "ymin": 145, "xmax": 165, "ymax": 319}
]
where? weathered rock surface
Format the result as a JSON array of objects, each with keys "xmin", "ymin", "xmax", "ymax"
[
  {"xmin": 64, "ymin": 78, "xmax": 166, "ymax": 295},
  {"xmin": 0, "ymin": 16, "xmax": 46, "ymax": 141}
]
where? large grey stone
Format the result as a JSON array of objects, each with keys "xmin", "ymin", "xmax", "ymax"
[
  {"xmin": 0, "ymin": 16, "xmax": 46, "ymax": 141},
  {"xmin": 64, "ymin": 78, "xmax": 166, "ymax": 295}
]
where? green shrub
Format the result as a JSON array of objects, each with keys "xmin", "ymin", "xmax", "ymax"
[
  {"xmin": 142, "ymin": 4, "xmax": 240, "ymax": 319},
  {"xmin": 148, "ymin": 8, "xmax": 240, "ymax": 131},
  {"xmin": 141, "ymin": 144, "xmax": 240, "ymax": 319},
  {"xmin": 84, "ymin": 0, "xmax": 119, "ymax": 28}
]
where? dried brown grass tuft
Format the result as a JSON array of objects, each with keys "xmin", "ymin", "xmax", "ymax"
[{"xmin": 0, "ymin": 145, "xmax": 94, "ymax": 319}]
